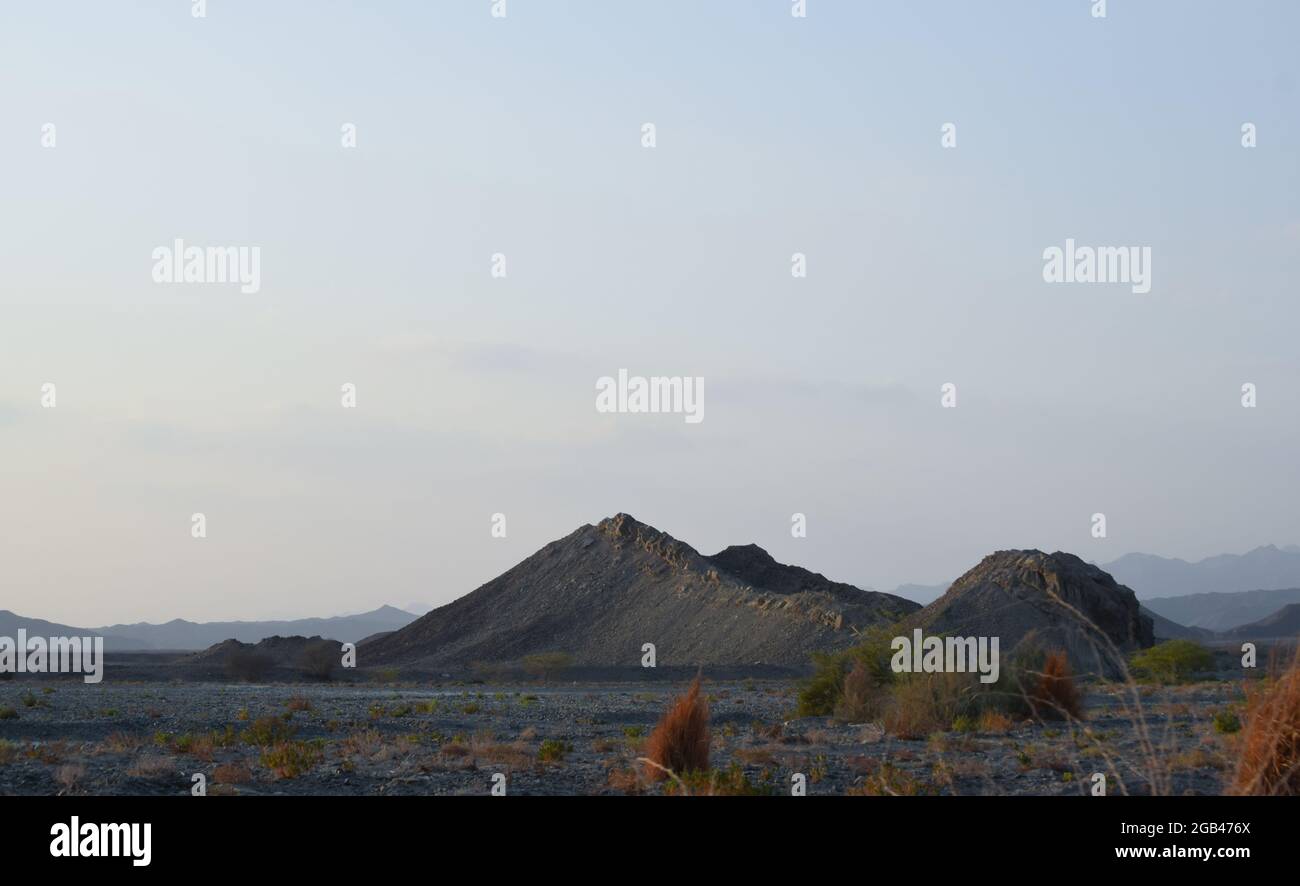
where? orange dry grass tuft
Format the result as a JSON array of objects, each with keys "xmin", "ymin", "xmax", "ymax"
[
  {"xmin": 642, "ymin": 677, "xmax": 710, "ymax": 780},
  {"xmin": 1231, "ymin": 650, "xmax": 1300, "ymax": 796},
  {"xmin": 1029, "ymin": 651, "xmax": 1082, "ymax": 721}
]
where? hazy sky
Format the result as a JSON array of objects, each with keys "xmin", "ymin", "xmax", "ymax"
[{"xmin": 2, "ymin": 1, "xmax": 1298, "ymax": 625}]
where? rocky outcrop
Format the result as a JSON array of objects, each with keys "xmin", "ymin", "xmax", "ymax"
[{"xmin": 904, "ymin": 550, "xmax": 1154, "ymax": 678}]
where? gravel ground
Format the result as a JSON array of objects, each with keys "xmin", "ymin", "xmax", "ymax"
[{"xmin": 0, "ymin": 678, "xmax": 1242, "ymax": 796}]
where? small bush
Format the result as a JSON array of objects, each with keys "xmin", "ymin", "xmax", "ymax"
[
  {"xmin": 1025, "ymin": 651, "xmax": 1083, "ymax": 721},
  {"xmin": 260, "ymin": 740, "xmax": 323, "ymax": 779},
  {"xmin": 1130, "ymin": 640, "xmax": 1214, "ymax": 685},
  {"xmin": 537, "ymin": 739, "xmax": 572, "ymax": 763},
  {"xmin": 643, "ymin": 677, "xmax": 710, "ymax": 780},
  {"xmin": 977, "ymin": 710, "xmax": 1014, "ymax": 734},
  {"xmin": 286, "ymin": 696, "xmax": 313, "ymax": 713},
  {"xmin": 522, "ymin": 652, "xmax": 574, "ymax": 682},
  {"xmin": 662, "ymin": 763, "xmax": 775, "ymax": 796},
  {"xmin": 884, "ymin": 671, "xmax": 980, "ymax": 739},
  {"xmin": 298, "ymin": 641, "xmax": 339, "ymax": 681},
  {"xmin": 240, "ymin": 716, "xmax": 297, "ymax": 747},
  {"xmin": 1213, "ymin": 709, "xmax": 1242, "ymax": 735},
  {"xmin": 0, "ymin": 707, "xmax": 17, "ymax": 720},
  {"xmin": 212, "ymin": 762, "xmax": 253, "ymax": 784}
]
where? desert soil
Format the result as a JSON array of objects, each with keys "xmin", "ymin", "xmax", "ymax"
[{"xmin": 0, "ymin": 677, "xmax": 1243, "ymax": 796}]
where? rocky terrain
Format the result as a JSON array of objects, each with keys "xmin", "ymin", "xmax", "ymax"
[
  {"xmin": 364, "ymin": 514, "xmax": 918, "ymax": 669},
  {"xmin": 0, "ymin": 675, "xmax": 1246, "ymax": 796},
  {"xmin": 904, "ymin": 550, "xmax": 1154, "ymax": 678}
]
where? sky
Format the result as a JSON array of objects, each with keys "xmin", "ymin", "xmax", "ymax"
[{"xmin": 1, "ymin": 1, "xmax": 1298, "ymax": 625}]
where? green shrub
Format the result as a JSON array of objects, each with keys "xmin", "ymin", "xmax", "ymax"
[
  {"xmin": 261, "ymin": 740, "xmax": 323, "ymax": 778},
  {"xmin": 1213, "ymin": 709, "xmax": 1242, "ymax": 734},
  {"xmin": 537, "ymin": 739, "xmax": 572, "ymax": 763},
  {"xmin": 0, "ymin": 707, "xmax": 17, "ymax": 720},
  {"xmin": 240, "ymin": 716, "xmax": 297, "ymax": 747},
  {"xmin": 522, "ymin": 652, "xmax": 574, "ymax": 682},
  {"xmin": 1130, "ymin": 640, "xmax": 1214, "ymax": 684}
]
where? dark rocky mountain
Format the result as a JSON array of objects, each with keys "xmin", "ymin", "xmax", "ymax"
[
  {"xmin": 1143, "ymin": 588, "xmax": 1300, "ymax": 632},
  {"xmin": 904, "ymin": 550, "xmax": 1154, "ymax": 678},
  {"xmin": 1226, "ymin": 603, "xmax": 1300, "ymax": 639},
  {"xmin": 1103, "ymin": 545, "xmax": 1300, "ymax": 599},
  {"xmin": 365, "ymin": 514, "xmax": 919, "ymax": 668}
]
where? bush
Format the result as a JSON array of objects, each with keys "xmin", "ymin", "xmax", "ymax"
[
  {"xmin": 799, "ymin": 627, "xmax": 899, "ymax": 718},
  {"xmin": 1130, "ymin": 640, "xmax": 1214, "ymax": 684},
  {"xmin": 297, "ymin": 641, "xmax": 338, "ymax": 681},
  {"xmin": 884, "ymin": 671, "xmax": 980, "ymax": 739},
  {"xmin": 226, "ymin": 649, "xmax": 273, "ymax": 683},
  {"xmin": 662, "ymin": 763, "xmax": 775, "ymax": 796},
  {"xmin": 537, "ymin": 739, "xmax": 572, "ymax": 763},
  {"xmin": 1025, "ymin": 651, "xmax": 1083, "ymax": 721},
  {"xmin": 643, "ymin": 677, "xmax": 710, "ymax": 780},
  {"xmin": 260, "ymin": 740, "xmax": 323, "ymax": 779},
  {"xmin": 1213, "ymin": 709, "xmax": 1242, "ymax": 735},
  {"xmin": 522, "ymin": 652, "xmax": 574, "ymax": 682},
  {"xmin": 1231, "ymin": 651, "xmax": 1300, "ymax": 795},
  {"xmin": 0, "ymin": 707, "xmax": 17, "ymax": 720},
  {"xmin": 240, "ymin": 716, "xmax": 297, "ymax": 748}
]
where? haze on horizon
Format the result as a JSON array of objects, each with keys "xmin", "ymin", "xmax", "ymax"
[{"xmin": 2, "ymin": 1, "xmax": 1298, "ymax": 625}]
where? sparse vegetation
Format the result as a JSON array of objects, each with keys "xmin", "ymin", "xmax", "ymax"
[
  {"xmin": 1025, "ymin": 651, "xmax": 1083, "ymax": 721},
  {"xmin": 261, "ymin": 740, "xmax": 324, "ymax": 779},
  {"xmin": 522, "ymin": 652, "xmax": 574, "ymax": 682},
  {"xmin": 297, "ymin": 641, "xmax": 338, "ymax": 681},
  {"xmin": 537, "ymin": 738, "xmax": 572, "ymax": 763},
  {"xmin": 1130, "ymin": 640, "xmax": 1215, "ymax": 685},
  {"xmin": 643, "ymin": 677, "xmax": 710, "ymax": 780},
  {"xmin": 1230, "ymin": 651, "xmax": 1300, "ymax": 796},
  {"xmin": 1213, "ymin": 709, "xmax": 1242, "ymax": 735},
  {"xmin": 240, "ymin": 716, "xmax": 297, "ymax": 747}
]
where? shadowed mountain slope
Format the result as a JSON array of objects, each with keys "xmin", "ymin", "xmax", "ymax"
[
  {"xmin": 365, "ymin": 514, "xmax": 919, "ymax": 668},
  {"xmin": 904, "ymin": 550, "xmax": 1154, "ymax": 678}
]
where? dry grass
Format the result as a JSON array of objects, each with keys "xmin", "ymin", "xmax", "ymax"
[
  {"xmin": 1027, "ymin": 651, "xmax": 1083, "ymax": 721},
  {"xmin": 883, "ymin": 672, "xmax": 973, "ymax": 739},
  {"xmin": 977, "ymin": 710, "xmax": 1014, "ymax": 734},
  {"xmin": 642, "ymin": 677, "xmax": 710, "ymax": 780},
  {"xmin": 212, "ymin": 762, "xmax": 253, "ymax": 784},
  {"xmin": 1230, "ymin": 650, "xmax": 1300, "ymax": 796},
  {"xmin": 100, "ymin": 732, "xmax": 144, "ymax": 754},
  {"xmin": 55, "ymin": 763, "xmax": 86, "ymax": 793},
  {"xmin": 260, "ymin": 740, "xmax": 324, "ymax": 779},
  {"xmin": 285, "ymin": 696, "xmax": 313, "ymax": 712},
  {"xmin": 128, "ymin": 754, "xmax": 175, "ymax": 778},
  {"xmin": 834, "ymin": 660, "xmax": 889, "ymax": 722}
]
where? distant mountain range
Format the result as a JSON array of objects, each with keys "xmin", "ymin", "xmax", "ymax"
[
  {"xmin": 1141, "ymin": 588, "xmax": 1300, "ymax": 633},
  {"xmin": 1101, "ymin": 545, "xmax": 1300, "ymax": 599},
  {"xmin": 0, "ymin": 606, "xmax": 418, "ymax": 651},
  {"xmin": 1226, "ymin": 603, "xmax": 1300, "ymax": 639}
]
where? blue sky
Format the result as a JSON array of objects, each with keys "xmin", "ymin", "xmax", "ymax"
[{"xmin": 1, "ymin": 1, "xmax": 1298, "ymax": 623}]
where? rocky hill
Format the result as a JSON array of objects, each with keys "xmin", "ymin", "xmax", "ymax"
[
  {"xmin": 904, "ymin": 550, "xmax": 1154, "ymax": 678},
  {"xmin": 1227, "ymin": 602, "xmax": 1300, "ymax": 639},
  {"xmin": 364, "ymin": 514, "xmax": 919, "ymax": 669}
]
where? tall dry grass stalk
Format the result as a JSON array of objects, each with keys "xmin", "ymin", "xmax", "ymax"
[{"xmin": 1230, "ymin": 647, "xmax": 1300, "ymax": 796}]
